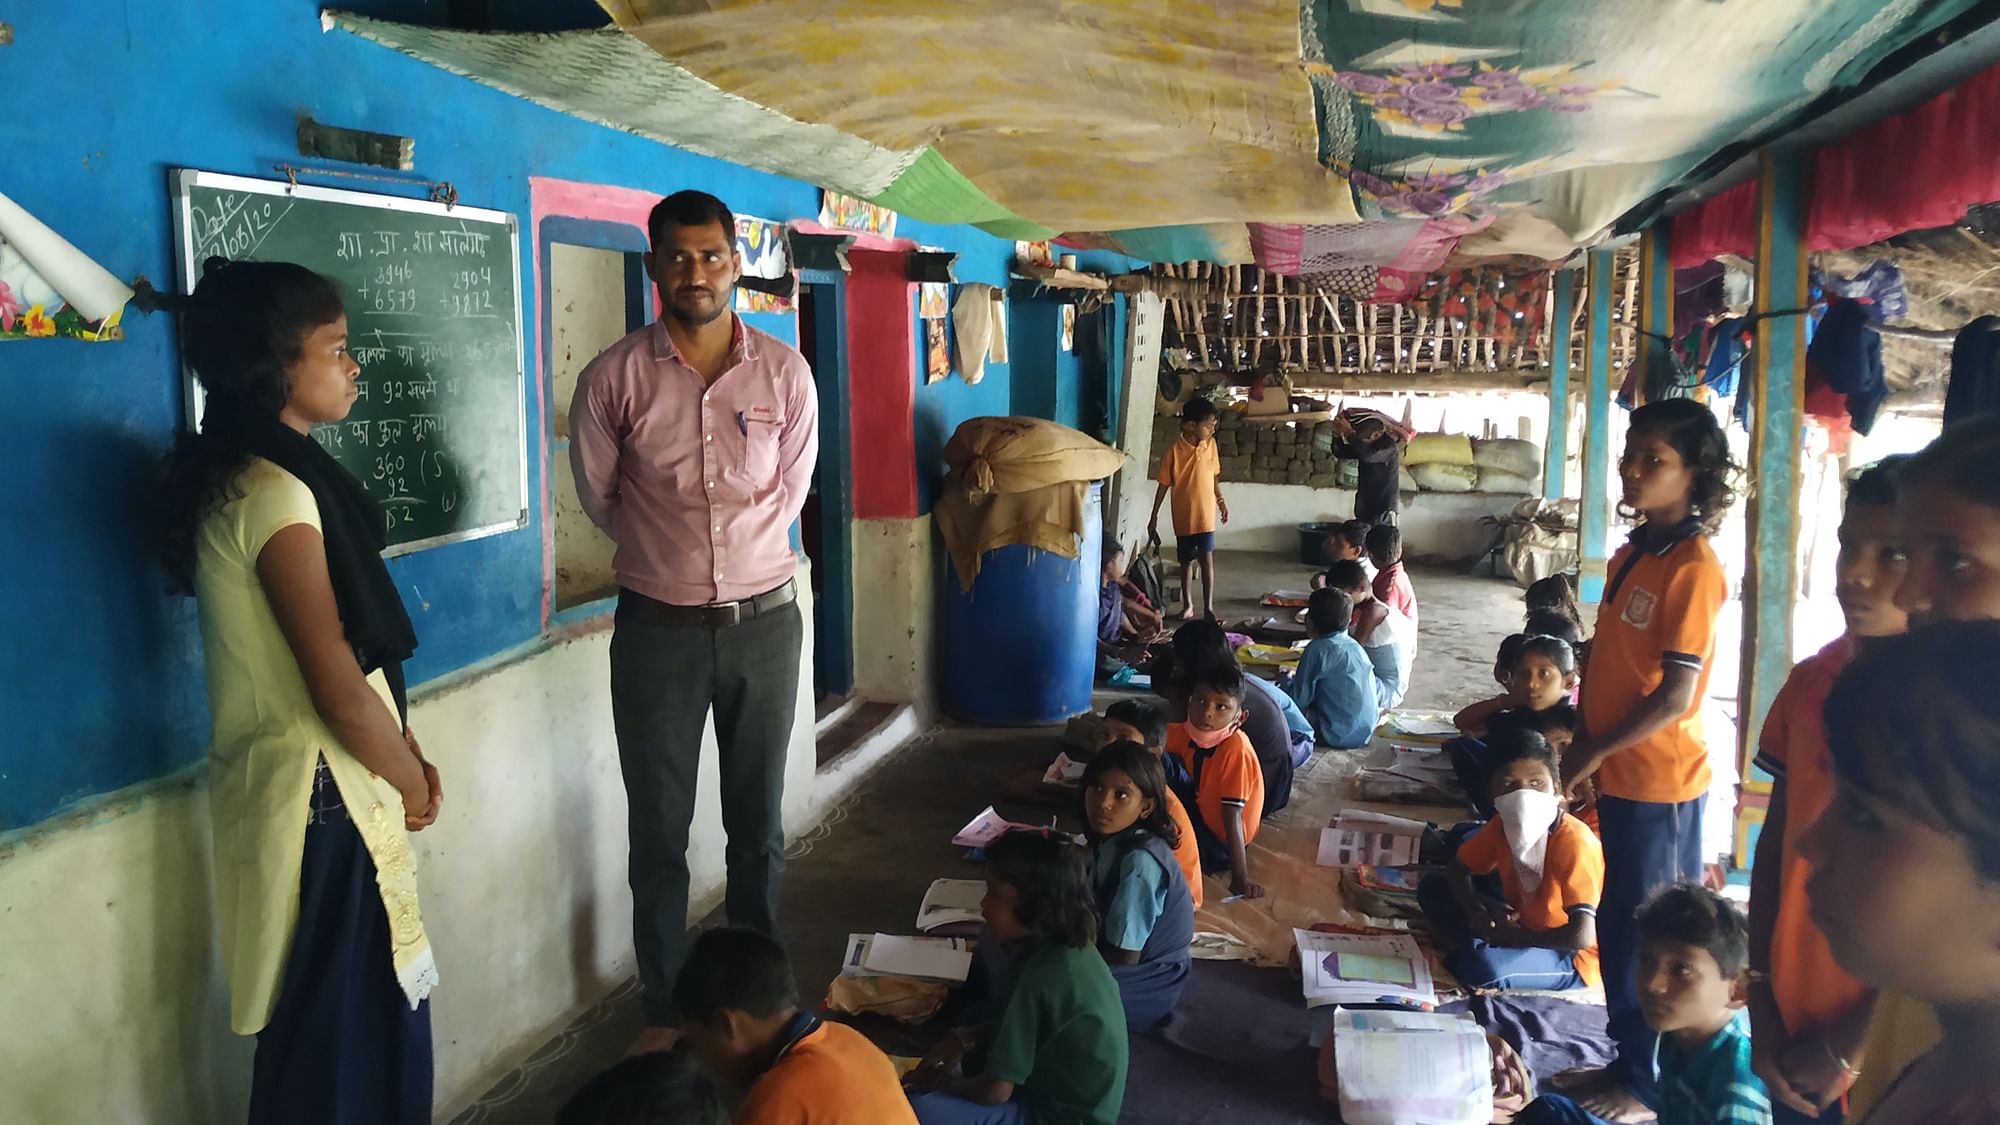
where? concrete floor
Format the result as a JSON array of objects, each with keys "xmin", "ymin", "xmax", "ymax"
[{"xmin": 444, "ymin": 552, "xmax": 1527, "ymax": 1125}]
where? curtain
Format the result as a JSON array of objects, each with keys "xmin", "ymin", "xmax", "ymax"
[
  {"xmin": 1668, "ymin": 179, "xmax": 1758, "ymax": 268},
  {"xmin": 1806, "ymin": 61, "xmax": 2000, "ymax": 251}
]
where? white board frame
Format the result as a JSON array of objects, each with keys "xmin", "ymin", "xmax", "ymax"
[{"xmin": 170, "ymin": 168, "xmax": 529, "ymax": 556}]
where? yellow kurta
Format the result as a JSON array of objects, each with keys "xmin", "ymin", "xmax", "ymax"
[{"xmin": 194, "ymin": 458, "xmax": 436, "ymax": 1035}]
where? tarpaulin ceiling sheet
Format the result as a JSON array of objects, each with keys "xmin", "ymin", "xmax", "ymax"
[
  {"xmin": 595, "ymin": 0, "xmax": 1360, "ymax": 236},
  {"xmin": 1301, "ymin": 0, "xmax": 1982, "ymax": 260}
]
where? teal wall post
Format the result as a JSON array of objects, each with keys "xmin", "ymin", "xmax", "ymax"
[
  {"xmin": 1738, "ymin": 150, "xmax": 1810, "ymax": 812},
  {"xmin": 1544, "ymin": 269, "xmax": 1574, "ymax": 500},
  {"xmin": 1578, "ymin": 250, "xmax": 1616, "ymax": 604}
]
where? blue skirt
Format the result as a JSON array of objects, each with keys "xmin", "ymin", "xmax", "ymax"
[{"xmin": 247, "ymin": 764, "xmax": 432, "ymax": 1125}]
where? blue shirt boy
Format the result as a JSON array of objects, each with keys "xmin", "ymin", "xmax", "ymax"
[{"xmin": 1284, "ymin": 631, "xmax": 1377, "ymax": 749}]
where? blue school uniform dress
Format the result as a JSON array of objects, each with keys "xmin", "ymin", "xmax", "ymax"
[{"xmin": 1089, "ymin": 830, "xmax": 1195, "ymax": 1029}]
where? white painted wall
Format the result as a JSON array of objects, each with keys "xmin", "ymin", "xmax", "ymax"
[
  {"xmin": 1212, "ymin": 483, "xmax": 1532, "ymax": 563},
  {"xmin": 1109, "ymin": 292, "xmax": 1165, "ymax": 549},
  {"xmin": 0, "ymin": 566, "xmax": 825, "ymax": 1125},
  {"xmin": 549, "ymin": 242, "xmax": 628, "ymax": 610},
  {"xmin": 851, "ymin": 516, "xmax": 937, "ymax": 713}
]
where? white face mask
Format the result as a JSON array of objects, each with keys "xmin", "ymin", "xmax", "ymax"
[{"xmin": 1494, "ymin": 788, "xmax": 1562, "ymax": 893}]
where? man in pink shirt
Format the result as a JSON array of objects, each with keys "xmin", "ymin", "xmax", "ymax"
[{"xmin": 569, "ymin": 191, "xmax": 818, "ymax": 1054}]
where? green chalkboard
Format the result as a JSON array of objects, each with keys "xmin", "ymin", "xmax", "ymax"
[{"xmin": 172, "ymin": 169, "xmax": 528, "ymax": 553}]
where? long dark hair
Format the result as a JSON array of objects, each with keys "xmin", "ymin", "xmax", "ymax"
[
  {"xmin": 160, "ymin": 259, "xmax": 345, "ymax": 591},
  {"xmin": 1621, "ymin": 398, "xmax": 1743, "ymax": 535},
  {"xmin": 984, "ymin": 829, "xmax": 1099, "ymax": 949},
  {"xmin": 1080, "ymin": 741, "xmax": 1180, "ymax": 850}
]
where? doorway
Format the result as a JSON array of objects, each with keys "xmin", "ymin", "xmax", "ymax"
[{"xmin": 797, "ymin": 275, "xmax": 853, "ymax": 700}]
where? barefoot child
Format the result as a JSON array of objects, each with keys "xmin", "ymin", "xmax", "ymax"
[
  {"xmin": 1079, "ymin": 743, "xmax": 1196, "ymax": 1028},
  {"xmin": 1522, "ymin": 885, "xmax": 1771, "ymax": 1125},
  {"xmin": 1558, "ymin": 399, "xmax": 1739, "ymax": 1119},
  {"xmin": 1418, "ymin": 729, "xmax": 1604, "ymax": 991},
  {"xmin": 1101, "ymin": 700, "xmax": 1203, "ymax": 908},
  {"xmin": 907, "ymin": 831, "xmax": 1129, "ymax": 1125},
  {"xmin": 1803, "ymin": 622, "xmax": 2000, "ymax": 1124},
  {"xmin": 676, "ymin": 928, "xmax": 917, "ymax": 1125},
  {"xmin": 1148, "ymin": 397, "xmax": 1227, "ymax": 621},
  {"xmin": 1746, "ymin": 458, "xmax": 1906, "ymax": 1125},
  {"xmin": 1165, "ymin": 664, "xmax": 1266, "ymax": 900}
]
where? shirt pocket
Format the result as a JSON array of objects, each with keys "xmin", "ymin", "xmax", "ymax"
[{"xmin": 740, "ymin": 415, "xmax": 783, "ymax": 480}]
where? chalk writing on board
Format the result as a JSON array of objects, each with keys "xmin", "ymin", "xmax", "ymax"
[{"xmin": 190, "ymin": 191, "xmax": 296, "ymax": 259}]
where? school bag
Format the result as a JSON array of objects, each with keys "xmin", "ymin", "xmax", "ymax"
[{"xmin": 1127, "ymin": 535, "xmax": 1166, "ymax": 611}]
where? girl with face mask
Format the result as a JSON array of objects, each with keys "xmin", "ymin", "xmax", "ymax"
[{"xmin": 1417, "ymin": 729, "xmax": 1606, "ymax": 992}]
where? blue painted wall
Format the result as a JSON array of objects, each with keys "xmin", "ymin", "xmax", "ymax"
[{"xmin": 0, "ymin": 0, "xmax": 1133, "ymax": 831}]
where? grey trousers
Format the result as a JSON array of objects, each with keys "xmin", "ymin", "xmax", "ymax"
[{"xmin": 609, "ymin": 594, "xmax": 803, "ymax": 1025}]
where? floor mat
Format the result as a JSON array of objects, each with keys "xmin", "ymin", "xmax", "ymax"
[{"xmin": 1123, "ymin": 960, "xmax": 1342, "ymax": 1124}]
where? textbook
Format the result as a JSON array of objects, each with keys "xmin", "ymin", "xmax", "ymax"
[
  {"xmin": 1331, "ymin": 1008, "xmax": 1492, "ymax": 1125},
  {"xmin": 914, "ymin": 878, "xmax": 988, "ymax": 935},
  {"xmin": 1293, "ymin": 929, "xmax": 1436, "ymax": 1009},
  {"xmin": 840, "ymin": 933, "xmax": 974, "ymax": 983},
  {"xmin": 1317, "ymin": 809, "xmax": 1428, "ymax": 868}
]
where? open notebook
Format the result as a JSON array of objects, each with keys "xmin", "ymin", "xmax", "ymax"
[{"xmin": 1293, "ymin": 930, "xmax": 1435, "ymax": 1009}]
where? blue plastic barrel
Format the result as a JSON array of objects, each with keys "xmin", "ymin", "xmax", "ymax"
[{"xmin": 940, "ymin": 481, "xmax": 1102, "ymax": 724}]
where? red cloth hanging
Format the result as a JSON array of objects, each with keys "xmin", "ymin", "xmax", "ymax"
[
  {"xmin": 1807, "ymin": 60, "xmax": 2000, "ymax": 251},
  {"xmin": 1669, "ymin": 179, "xmax": 1758, "ymax": 268}
]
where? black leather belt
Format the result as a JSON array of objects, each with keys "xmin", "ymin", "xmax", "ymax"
[{"xmin": 618, "ymin": 580, "xmax": 797, "ymax": 629}]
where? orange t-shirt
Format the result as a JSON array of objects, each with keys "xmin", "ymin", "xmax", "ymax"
[
  {"xmin": 1166, "ymin": 722, "xmax": 1264, "ymax": 845},
  {"xmin": 1580, "ymin": 528, "xmax": 1728, "ymax": 803},
  {"xmin": 738, "ymin": 1020, "xmax": 919, "ymax": 1125},
  {"xmin": 1751, "ymin": 634, "xmax": 1873, "ymax": 1037},
  {"xmin": 1455, "ymin": 812, "xmax": 1606, "ymax": 987},
  {"xmin": 1155, "ymin": 436, "xmax": 1221, "ymax": 536},
  {"xmin": 1163, "ymin": 787, "xmax": 1205, "ymax": 909}
]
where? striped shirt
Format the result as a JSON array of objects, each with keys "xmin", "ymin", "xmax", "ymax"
[{"xmin": 1657, "ymin": 1011, "xmax": 1772, "ymax": 1125}]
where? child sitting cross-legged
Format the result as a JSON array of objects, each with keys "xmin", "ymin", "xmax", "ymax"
[
  {"xmin": 675, "ymin": 927, "xmax": 918, "ymax": 1125},
  {"xmin": 1079, "ymin": 742, "xmax": 1196, "ymax": 1029},
  {"xmin": 1520, "ymin": 883, "xmax": 1771, "ymax": 1125},
  {"xmin": 1100, "ymin": 699, "xmax": 1203, "ymax": 908},
  {"xmin": 907, "ymin": 831, "xmax": 1129, "ymax": 1125},
  {"xmin": 1165, "ymin": 662, "xmax": 1267, "ymax": 900},
  {"xmin": 1417, "ymin": 728, "xmax": 1604, "ymax": 992},
  {"xmin": 1283, "ymin": 587, "xmax": 1379, "ymax": 750}
]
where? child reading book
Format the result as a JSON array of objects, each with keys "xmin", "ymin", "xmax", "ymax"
[
  {"xmin": 1148, "ymin": 397, "xmax": 1227, "ymax": 621},
  {"xmin": 908, "ymin": 831, "xmax": 1129, "ymax": 1125},
  {"xmin": 1078, "ymin": 743, "xmax": 1195, "ymax": 1028},
  {"xmin": 1417, "ymin": 729, "xmax": 1603, "ymax": 992}
]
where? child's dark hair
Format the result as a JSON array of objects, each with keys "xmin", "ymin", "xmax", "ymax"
[
  {"xmin": 1897, "ymin": 416, "xmax": 2000, "ymax": 512},
  {"xmin": 1306, "ymin": 587, "xmax": 1352, "ymax": 636},
  {"xmin": 1523, "ymin": 610, "xmax": 1581, "ymax": 645},
  {"xmin": 1824, "ymin": 622, "xmax": 2000, "ymax": 882},
  {"xmin": 1169, "ymin": 618, "xmax": 1235, "ymax": 672},
  {"xmin": 1101, "ymin": 537, "xmax": 1126, "ymax": 566},
  {"xmin": 1636, "ymin": 883, "xmax": 1751, "ymax": 979},
  {"xmin": 984, "ymin": 829, "xmax": 1099, "ymax": 949},
  {"xmin": 1484, "ymin": 727, "xmax": 1559, "ymax": 789},
  {"xmin": 1188, "ymin": 660, "xmax": 1247, "ymax": 704},
  {"xmin": 1081, "ymin": 741, "xmax": 1181, "ymax": 849},
  {"xmin": 556, "ymin": 1051, "xmax": 726, "ymax": 1125},
  {"xmin": 1844, "ymin": 454, "xmax": 1907, "ymax": 511},
  {"xmin": 1364, "ymin": 523, "xmax": 1402, "ymax": 564},
  {"xmin": 1623, "ymin": 398, "xmax": 1743, "ymax": 535},
  {"xmin": 1104, "ymin": 699, "xmax": 1167, "ymax": 749},
  {"xmin": 1324, "ymin": 558, "xmax": 1371, "ymax": 593},
  {"xmin": 1515, "ymin": 634, "xmax": 1576, "ymax": 678},
  {"xmin": 1524, "ymin": 574, "xmax": 1582, "ymax": 626},
  {"xmin": 1182, "ymin": 396, "xmax": 1220, "ymax": 425},
  {"xmin": 672, "ymin": 926, "xmax": 799, "ymax": 1025},
  {"xmin": 1336, "ymin": 520, "xmax": 1372, "ymax": 552},
  {"xmin": 1518, "ymin": 701, "xmax": 1578, "ymax": 736},
  {"xmin": 1494, "ymin": 633, "xmax": 1528, "ymax": 677},
  {"xmin": 160, "ymin": 258, "xmax": 347, "ymax": 592}
]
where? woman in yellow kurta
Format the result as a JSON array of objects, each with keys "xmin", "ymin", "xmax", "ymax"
[{"xmin": 162, "ymin": 259, "xmax": 440, "ymax": 1124}]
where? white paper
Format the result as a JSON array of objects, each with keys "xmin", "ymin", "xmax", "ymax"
[
  {"xmin": 915, "ymin": 878, "xmax": 988, "ymax": 933},
  {"xmin": 1384, "ymin": 713, "xmax": 1459, "ymax": 739},
  {"xmin": 1333, "ymin": 1008, "xmax": 1491, "ymax": 1125},
  {"xmin": 1340, "ymin": 810, "xmax": 1431, "ymax": 835},
  {"xmin": 1292, "ymin": 930, "xmax": 1435, "ymax": 1009},
  {"xmin": 0, "ymin": 190, "xmax": 133, "ymax": 321},
  {"xmin": 862, "ymin": 933, "xmax": 974, "ymax": 982},
  {"xmin": 951, "ymin": 806, "xmax": 1036, "ymax": 848},
  {"xmin": 1318, "ymin": 826, "xmax": 1420, "ymax": 868},
  {"xmin": 1042, "ymin": 752, "xmax": 1087, "ymax": 787}
]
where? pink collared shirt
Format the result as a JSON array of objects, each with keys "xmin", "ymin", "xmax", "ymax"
[{"xmin": 570, "ymin": 316, "xmax": 819, "ymax": 606}]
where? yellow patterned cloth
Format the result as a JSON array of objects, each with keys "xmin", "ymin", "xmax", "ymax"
[{"xmin": 194, "ymin": 459, "xmax": 436, "ymax": 1034}]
